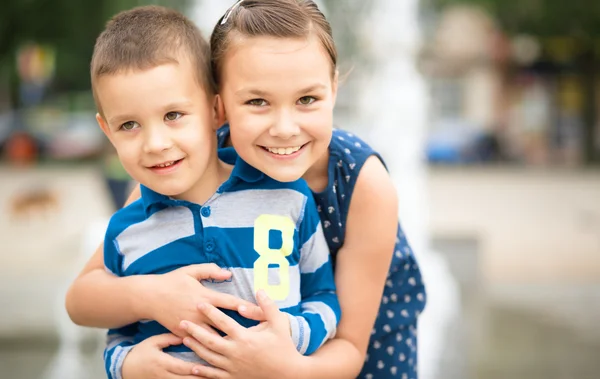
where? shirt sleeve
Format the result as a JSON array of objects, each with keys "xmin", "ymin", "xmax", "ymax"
[
  {"xmin": 287, "ymin": 194, "xmax": 341, "ymax": 355},
  {"xmin": 104, "ymin": 325, "xmax": 137, "ymax": 379},
  {"xmin": 103, "ymin": 222, "xmax": 137, "ymax": 379}
]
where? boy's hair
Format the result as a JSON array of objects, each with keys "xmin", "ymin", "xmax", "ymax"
[
  {"xmin": 91, "ymin": 5, "xmax": 214, "ymax": 113},
  {"xmin": 210, "ymin": 0, "xmax": 337, "ymax": 90}
]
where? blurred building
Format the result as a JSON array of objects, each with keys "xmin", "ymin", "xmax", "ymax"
[{"xmin": 420, "ymin": 4, "xmax": 600, "ymax": 167}]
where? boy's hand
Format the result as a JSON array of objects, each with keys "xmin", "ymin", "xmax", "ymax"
[
  {"xmin": 121, "ymin": 334, "xmax": 198, "ymax": 379},
  {"xmin": 141, "ymin": 264, "xmax": 262, "ymax": 336}
]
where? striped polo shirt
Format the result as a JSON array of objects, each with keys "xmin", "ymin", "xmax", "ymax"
[{"xmin": 103, "ymin": 149, "xmax": 341, "ymax": 379}]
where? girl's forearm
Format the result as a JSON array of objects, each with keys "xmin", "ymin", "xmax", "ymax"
[
  {"xmin": 66, "ymin": 268, "xmax": 150, "ymax": 328},
  {"xmin": 298, "ymin": 338, "xmax": 363, "ymax": 379}
]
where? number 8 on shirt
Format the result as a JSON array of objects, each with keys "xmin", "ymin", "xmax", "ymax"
[{"xmin": 253, "ymin": 214, "xmax": 295, "ymax": 300}]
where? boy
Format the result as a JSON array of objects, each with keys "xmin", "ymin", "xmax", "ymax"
[{"xmin": 91, "ymin": 6, "xmax": 340, "ymax": 378}]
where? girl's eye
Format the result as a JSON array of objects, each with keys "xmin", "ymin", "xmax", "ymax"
[
  {"xmin": 120, "ymin": 121, "xmax": 140, "ymax": 131},
  {"xmin": 298, "ymin": 96, "xmax": 316, "ymax": 105},
  {"xmin": 247, "ymin": 99, "xmax": 267, "ymax": 107},
  {"xmin": 165, "ymin": 112, "xmax": 182, "ymax": 121}
]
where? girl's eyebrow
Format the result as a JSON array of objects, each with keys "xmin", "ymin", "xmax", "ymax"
[
  {"xmin": 235, "ymin": 88, "xmax": 269, "ymax": 98},
  {"xmin": 235, "ymin": 83, "xmax": 328, "ymax": 98},
  {"xmin": 295, "ymin": 83, "xmax": 327, "ymax": 95}
]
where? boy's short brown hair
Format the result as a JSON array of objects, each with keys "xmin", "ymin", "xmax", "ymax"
[{"xmin": 91, "ymin": 5, "xmax": 214, "ymax": 113}]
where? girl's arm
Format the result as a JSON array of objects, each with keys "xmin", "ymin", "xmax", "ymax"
[
  {"xmin": 304, "ymin": 156, "xmax": 397, "ymax": 377},
  {"xmin": 65, "ymin": 184, "xmax": 260, "ymax": 334},
  {"xmin": 186, "ymin": 156, "xmax": 397, "ymax": 379},
  {"xmin": 65, "ymin": 185, "xmax": 147, "ymax": 327}
]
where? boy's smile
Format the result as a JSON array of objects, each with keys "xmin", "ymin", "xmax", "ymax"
[{"xmin": 95, "ymin": 58, "xmax": 227, "ymax": 204}]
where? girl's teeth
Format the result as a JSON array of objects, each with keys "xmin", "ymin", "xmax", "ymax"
[
  {"xmin": 267, "ymin": 146, "xmax": 301, "ymax": 155},
  {"xmin": 157, "ymin": 161, "xmax": 174, "ymax": 168}
]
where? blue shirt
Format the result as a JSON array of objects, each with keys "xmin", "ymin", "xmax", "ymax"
[{"xmin": 103, "ymin": 150, "xmax": 340, "ymax": 379}]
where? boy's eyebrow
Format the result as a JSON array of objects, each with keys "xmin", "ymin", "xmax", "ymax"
[
  {"xmin": 107, "ymin": 100, "xmax": 194, "ymax": 125},
  {"xmin": 161, "ymin": 100, "xmax": 195, "ymax": 111},
  {"xmin": 108, "ymin": 114, "xmax": 136, "ymax": 126},
  {"xmin": 235, "ymin": 84, "xmax": 328, "ymax": 98}
]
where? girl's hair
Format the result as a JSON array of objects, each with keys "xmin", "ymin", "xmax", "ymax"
[{"xmin": 210, "ymin": 0, "xmax": 337, "ymax": 90}]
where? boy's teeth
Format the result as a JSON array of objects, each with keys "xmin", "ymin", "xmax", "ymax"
[
  {"xmin": 157, "ymin": 161, "xmax": 175, "ymax": 168},
  {"xmin": 266, "ymin": 146, "xmax": 301, "ymax": 155}
]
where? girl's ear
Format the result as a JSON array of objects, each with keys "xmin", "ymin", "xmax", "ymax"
[
  {"xmin": 213, "ymin": 94, "xmax": 227, "ymax": 130},
  {"xmin": 332, "ymin": 70, "xmax": 339, "ymax": 106}
]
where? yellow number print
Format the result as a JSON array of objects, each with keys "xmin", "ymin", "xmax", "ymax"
[{"xmin": 253, "ymin": 214, "xmax": 295, "ymax": 300}]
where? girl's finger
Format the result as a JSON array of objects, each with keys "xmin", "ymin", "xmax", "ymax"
[
  {"xmin": 255, "ymin": 290, "xmax": 288, "ymax": 331},
  {"xmin": 147, "ymin": 333, "xmax": 184, "ymax": 348},
  {"xmin": 197, "ymin": 303, "xmax": 245, "ymax": 338},
  {"xmin": 199, "ymin": 323, "xmax": 220, "ymax": 336},
  {"xmin": 160, "ymin": 353, "xmax": 198, "ymax": 375},
  {"xmin": 183, "ymin": 337, "xmax": 229, "ymax": 369},
  {"xmin": 190, "ymin": 364, "xmax": 229, "ymax": 379},
  {"xmin": 206, "ymin": 290, "xmax": 256, "ymax": 313},
  {"xmin": 237, "ymin": 303, "xmax": 266, "ymax": 321},
  {"xmin": 181, "ymin": 319, "xmax": 231, "ymax": 355}
]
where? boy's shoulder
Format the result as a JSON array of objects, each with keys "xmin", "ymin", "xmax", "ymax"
[{"xmin": 106, "ymin": 198, "xmax": 147, "ymax": 236}]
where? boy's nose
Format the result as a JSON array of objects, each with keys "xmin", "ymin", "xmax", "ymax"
[{"xmin": 143, "ymin": 126, "xmax": 174, "ymax": 154}]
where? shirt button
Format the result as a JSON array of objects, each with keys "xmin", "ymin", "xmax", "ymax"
[
  {"xmin": 205, "ymin": 240, "xmax": 215, "ymax": 252},
  {"xmin": 201, "ymin": 206, "xmax": 211, "ymax": 217}
]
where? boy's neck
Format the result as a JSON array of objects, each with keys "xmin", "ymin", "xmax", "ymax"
[{"xmin": 173, "ymin": 157, "xmax": 233, "ymax": 205}]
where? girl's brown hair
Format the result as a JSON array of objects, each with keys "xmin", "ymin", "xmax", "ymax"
[{"xmin": 210, "ymin": 0, "xmax": 337, "ymax": 90}]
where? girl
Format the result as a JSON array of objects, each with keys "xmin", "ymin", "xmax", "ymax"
[{"xmin": 66, "ymin": 1, "xmax": 426, "ymax": 378}]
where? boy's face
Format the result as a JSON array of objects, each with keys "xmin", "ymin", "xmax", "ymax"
[
  {"xmin": 96, "ymin": 58, "xmax": 220, "ymax": 199},
  {"xmin": 219, "ymin": 35, "xmax": 337, "ymax": 183}
]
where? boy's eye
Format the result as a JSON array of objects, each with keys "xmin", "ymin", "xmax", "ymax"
[
  {"xmin": 247, "ymin": 99, "xmax": 267, "ymax": 107},
  {"xmin": 298, "ymin": 96, "xmax": 316, "ymax": 105},
  {"xmin": 120, "ymin": 121, "xmax": 140, "ymax": 131},
  {"xmin": 165, "ymin": 112, "xmax": 182, "ymax": 121}
]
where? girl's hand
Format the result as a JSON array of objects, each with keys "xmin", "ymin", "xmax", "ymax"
[
  {"xmin": 181, "ymin": 290, "xmax": 305, "ymax": 379},
  {"xmin": 143, "ymin": 264, "xmax": 263, "ymax": 337},
  {"xmin": 121, "ymin": 334, "xmax": 198, "ymax": 379}
]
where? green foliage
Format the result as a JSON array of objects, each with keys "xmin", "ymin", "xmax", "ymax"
[
  {"xmin": 430, "ymin": 0, "xmax": 600, "ymax": 37},
  {"xmin": 0, "ymin": 0, "xmax": 191, "ymax": 108}
]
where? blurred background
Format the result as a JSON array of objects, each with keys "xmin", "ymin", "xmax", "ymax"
[{"xmin": 0, "ymin": 0, "xmax": 598, "ymax": 378}]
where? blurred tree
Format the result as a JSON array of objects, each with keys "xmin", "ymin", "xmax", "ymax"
[
  {"xmin": 429, "ymin": 0, "xmax": 599, "ymax": 37},
  {"xmin": 429, "ymin": 0, "xmax": 599, "ymax": 163},
  {"xmin": 0, "ymin": 0, "xmax": 190, "ymax": 109}
]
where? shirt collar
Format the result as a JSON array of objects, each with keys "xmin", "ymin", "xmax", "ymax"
[
  {"xmin": 140, "ymin": 148, "xmax": 264, "ymax": 215},
  {"xmin": 140, "ymin": 184, "xmax": 170, "ymax": 215},
  {"xmin": 225, "ymin": 148, "xmax": 264, "ymax": 184}
]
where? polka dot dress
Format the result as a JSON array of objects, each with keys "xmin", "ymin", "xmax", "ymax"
[{"xmin": 218, "ymin": 126, "xmax": 427, "ymax": 378}]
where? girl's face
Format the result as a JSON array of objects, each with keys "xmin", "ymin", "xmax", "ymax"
[{"xmin": 219, "ymin": 35, "xmax": 337, "ymax": 183}]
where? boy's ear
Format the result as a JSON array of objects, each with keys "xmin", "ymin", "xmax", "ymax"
[
  {"xmin": 213, "ymin": 94, "xmax": 227, "ymax": 130},
  {"xmin": 96, "ymin": 113, "xmax": 112, "ymax": 140}
]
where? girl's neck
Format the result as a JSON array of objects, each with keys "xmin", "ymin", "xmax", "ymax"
[{"xmin": 303, "ymin": 149, "xmax": 330, "ymax": 193}]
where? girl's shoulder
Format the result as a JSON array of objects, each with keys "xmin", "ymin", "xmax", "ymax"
[{"xmin": 328, "ymin": 128, "xmax": 387, "ymax": 177}]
